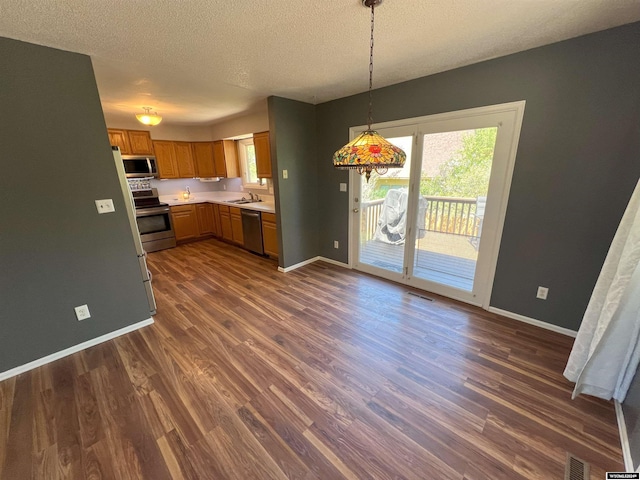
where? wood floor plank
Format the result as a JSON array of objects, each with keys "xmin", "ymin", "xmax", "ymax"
[{"xmin": 0, "ymin": 239, "xmax": 624, "ymax": 478}]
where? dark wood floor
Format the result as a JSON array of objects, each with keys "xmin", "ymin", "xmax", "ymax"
[{"xmin": 0, "ymin": 239, "xmax": 623, "ymax": 479}]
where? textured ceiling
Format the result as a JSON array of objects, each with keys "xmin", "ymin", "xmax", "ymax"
[{"xmin": 0, "ymin": 0, "xmax": 638, "ymax": 125}]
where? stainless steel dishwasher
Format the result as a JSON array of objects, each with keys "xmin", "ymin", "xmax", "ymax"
[{"xmin": 241, "ymin": 209, "xmax": 264, "ymax": 255}]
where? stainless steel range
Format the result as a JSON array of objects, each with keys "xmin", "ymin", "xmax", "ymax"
[{"xmin": 128, "ymin": 179, "xmax": 176, "ymax": 252}]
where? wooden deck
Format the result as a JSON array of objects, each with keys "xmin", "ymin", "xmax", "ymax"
[{"xmin": 359, "ymin": 238, "xmax": 477, "ymax": 291}]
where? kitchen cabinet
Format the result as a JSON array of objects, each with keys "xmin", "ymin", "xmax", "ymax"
[
  {"xmin": 230, "ymin": 207, "xmax": 244, "ymax": 245},
  {"xmin": 152, "ymin": 140, "xmax": 179, "ymax": 179},
  {"xmin": 107, "ymin": 129, "xmax": 131, "ymax": 155},
  {"xmin": 174, "ymin": 141, "xmax": 196, "ymax": 178},
  {"xmin": 196, "ymin": 203, "xmax": 215, "ymax": 237},
  {"xmin": 213, "ymin": 140, "xmax": 240, "ymax": 178},
  {"xmin": 212, "ymin": 203, "xmax": 222, "ymax": 237},
  {"xmin": 218, "ymin": 205, "xmax": 233, "ymax": 242},
  {"xmin": 127, "ymin": 130, "xmax": 154, "ymax": 155},
  {"xmin": 253, "ymin": 131, "xmax": 272, "ymax": 179},
  {"xmin": 108, "ymin": 129, "xmax": 154, "ymax": 155},
  {"xmin": 261, "ymin": 212, "xmax": 278, "ymax": 258},
  {"xmin": 192, "ymin": 142, "xmax": 216, "ymax": 178},
  {"xmin": 171, "ymin": 205, "xmax": 198, "ymax": 242}
]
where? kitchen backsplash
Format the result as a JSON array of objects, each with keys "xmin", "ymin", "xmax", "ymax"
[{"xmin": 151, "ymin": 177, "xmax": 274, "ymax": 202}]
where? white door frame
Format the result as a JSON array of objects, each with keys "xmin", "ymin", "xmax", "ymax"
[{"xmin": 347, "ymin": 101, "xmax": 526, "ymax": 309}]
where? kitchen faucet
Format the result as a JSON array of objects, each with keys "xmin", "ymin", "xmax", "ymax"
[{"xmin": 249, "ymin": 192, "xmax": 255, "ymax": 201}]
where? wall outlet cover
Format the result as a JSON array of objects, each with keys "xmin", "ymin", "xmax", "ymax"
[
  {"xmin": 536, "ymin": 286, "xmax": 549, "ymax": 300},
  {"xmin": 74, "ymin": 304, "xmax": 91, "ymax": 321},
  {"xmin": 340, "ymin": 183, "xmax": 347, "ymax": 192},
  {"xmin": 95, "ymin": 199, "xmax": 115, "ymax": 214}
]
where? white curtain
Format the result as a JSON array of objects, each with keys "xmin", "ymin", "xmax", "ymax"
[{"xmin": 564, "ymin": 179, "xmax": 640, "ymax": 402}]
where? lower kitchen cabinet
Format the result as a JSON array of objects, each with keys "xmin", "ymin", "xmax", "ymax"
[
  {"xmin": 195, "ymin": 203, "xmax": 215, "ymax": 237},
  {"xmin": 230, "ymin": 207, "xmax": 244, "ymax": 245},
  {"xmin": 212, "ymin": 203, "xmax": 222, "ymax": 237},
  {"xmin": 171, "ymin": 205, "xmax": 198, "ymax": 242},
  {"xmin": 261, "ymin": 212, "xmax": 278, "ymax": 257},
  {"xmin": 219, "ymin": 205, "xmax": 233, "ymax": 242}
]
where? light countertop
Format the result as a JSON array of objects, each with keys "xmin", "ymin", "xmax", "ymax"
[{"xmin": 159, "ymin": 192, "xmax": 276, "ymax": 214}]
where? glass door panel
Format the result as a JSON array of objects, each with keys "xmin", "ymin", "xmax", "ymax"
[
  {"xmin": 411, "ymin": 128, "xmax": 497, "ymax": 292},
  {"xmin": 357, "ymin": 134, "xmax": 413, "ymax": 275}
]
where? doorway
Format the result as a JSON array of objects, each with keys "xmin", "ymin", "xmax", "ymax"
[{"xmin": 350, "ymin": 102, "xmax": 525, "ymax": 307}]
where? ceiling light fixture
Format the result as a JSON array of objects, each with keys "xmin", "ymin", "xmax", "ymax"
[
  {"xmin": 135, "ymin": 107, "xmax": 163, "ymax": 126},
  {"xmin": 332, "ymin": 0, "xmax": 406, "ymax": 182}
]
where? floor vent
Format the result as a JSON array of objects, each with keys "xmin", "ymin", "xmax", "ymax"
[
  {"xmin": 406, "ymin": 291, "xmax": 434, "ymax": 302},
  {"xmin": 565, "ymin": 453, "xmax": 590, "ymax": 480}
]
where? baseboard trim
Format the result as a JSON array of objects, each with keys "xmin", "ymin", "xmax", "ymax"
[
  {"xmin": 317, "ymin": 256, "xmax": 351, "ymax": 269},
  {"xmin": 487, "ymin": 307, "xmax": 577, "ymax": 337},
  {"xmin": 616, "ymin": 400, "xmax": 635, "ymax": 471},
  {"xmin": 278, "ymin": 256, "xmax": 321, "ymax": 273},
  {"xmin": 278, "ymin": 256, "xmax": 351, "ymax": 273},
  {"xmin": 0, "ymin": 318, "xmax": 154, "ymax": 382}
]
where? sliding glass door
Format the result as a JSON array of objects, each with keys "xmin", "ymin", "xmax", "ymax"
[{"xmin": 351, "ymin": 102, "xmax": 525, "ymax": 307}]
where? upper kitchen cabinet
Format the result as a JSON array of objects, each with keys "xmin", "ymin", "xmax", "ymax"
[
  {"xmin": 153, "ymin": 140, "xmax": 197, "ymax": 179},
  {"xmin": 107, "ymin": 129, "xmax": 131, "ymax": 155},
  {"xmin": 253, "ymin": 131, "xmax": 272, "ymax": 179},
  {"xmin": 213, "ymin": 140, "xmax": 239, "ymax": 178},
  {"xmin": 192, "ymin": 142, "xmax": 216, "ymax": 178},
  {"xmin": 127, "ymin": 130, "xmax": 154, "ymax": 155},
  {"xmin": 152, "ymin": 140, "xmax": 179, "ymax": 179},
  {"xmin": 108, "ymin": 129, "xmax": 154, "ymax": 155},
  {"xmin": 174, "ymin": 141, "xmax": 196, "ymax": 178}
]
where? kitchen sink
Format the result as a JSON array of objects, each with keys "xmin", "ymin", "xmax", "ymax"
[{"xmin": 226, "ymin": 199, "xmax": 263, "ymax": 204}]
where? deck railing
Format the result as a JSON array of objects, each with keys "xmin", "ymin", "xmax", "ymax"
[{"xmin": 361, "ymin": 195, "xmax": 480, "ymax": 241}]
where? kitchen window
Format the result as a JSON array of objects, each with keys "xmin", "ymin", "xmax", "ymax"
[{"xmin": 238, "ymin": 138, "xmax": 266, "ymax": 189}]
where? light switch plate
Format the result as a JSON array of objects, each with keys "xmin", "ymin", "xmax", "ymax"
[
  {"xmin": 282, "ymin": 169, "xmax": 289, "ymax": 179},
  {"xmin": 340, "ymin": 183, "xmax": 347, "ymax": 192},
  {"xmin": 95, "ymin": 199, "xmax": 115, "ymax": 214}
]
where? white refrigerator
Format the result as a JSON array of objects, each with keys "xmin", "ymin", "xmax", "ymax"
[{"xmin": 112, "ymin": 146, "xmax": 157, "ymax": 314}]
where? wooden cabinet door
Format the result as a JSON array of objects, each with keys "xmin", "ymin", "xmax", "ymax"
[
  {"xmin": 261, "ymin": 213, "xmax": 279, "ymax": 257},
  {"xmin": 153, "ymin": 141, "xmax": 178, "ymax": 179},
  {"xmin": 171, "ymin": 205, "xmax": 198, "ymax": 241},
  {"xmin": 212, "ymin": 203, "xmax": 222, "ymax": 237},
  {"xmin": 174, "ymin": 141, "xmax": 196, "ymax": 178},
  {"xmin": 254, "ymin": 131, "xmax": 272, "ymax": 178},
  {"xmin": 192, "ymin": 142, "xmax": 216, "ymax": 178},
  {"xmin": 230, "ymin": 207, "xmax": 244, "ymax": 245},
  {"xmin": 213, "ymin": 140, "xmax": 227, "ymax": 177},
  {"xmin": 196, "ymin": 203, "xmax": 215, "ymax": 236},
  {"xmin": 108, "ymin": 129, "xmax": 131, "ymax": 154},
  {"xmin": 127, "ymin": 130, "xmax": 154, "ymax": 155},
  {"xmin": 219, "ymin": 206, "xmax": 233, "ymax": 241},
  {"xmin": 213, "ymin": 140, "xmax": 240, "ymax": 178}
]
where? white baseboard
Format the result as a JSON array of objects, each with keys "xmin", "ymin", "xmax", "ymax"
[
  {"xmin": 317, "ymin": 256, "xmax": 351, "ymax": 269},
  {"xmin": 278, "ymin": 256, "xmax": 321, "ymax": 273},
  {"xmin": 0, "ymin": 318, "xmax": 154, "ymax": 382},
  {"xmin": 487, "ymin": 307, "xmax": 577, "ymax": 337},
  {"xmin": 277, "ymin": 255, "xmax": 351, "ymax": 273},
  {"xmin": 615, "ymin": 400, "xmax": 635, "ymax": 471}
]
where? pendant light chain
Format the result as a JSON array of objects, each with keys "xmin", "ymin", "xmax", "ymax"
[{"xmin": 367, "ymin": 1, "xmax": 375, "ymax": 130}]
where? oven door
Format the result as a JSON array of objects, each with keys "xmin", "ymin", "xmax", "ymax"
[{"xmin": 136, "ymin": 206, "xmax": 174, "ymax": 242}]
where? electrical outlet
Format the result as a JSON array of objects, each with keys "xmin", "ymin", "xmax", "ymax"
[
  {"xmin": 74, "ymin": 304, "xmax": 91, "ymax": 321},
  {"xmin": 340, "ymin": 183, "xmax": 347, "ymax": 192},
  {"xmin": 536, "ymin": 286, "xmax": 549, "ymax": 300},
  {"xmin": 95, "ymin": 199, "xmax": 115, "ymax": 214},
  {"xmin": 334, "ymin": 241, "xmax": 339, "ymax": 249},
  {"xmin": 283, "ymin": 169, "xmax": 288, "ymax": 179}
]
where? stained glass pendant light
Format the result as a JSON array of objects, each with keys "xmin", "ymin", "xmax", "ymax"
[
  {"xmin": 332, "ymin": 0, "xmax": 406, "ymax": 182},
  {"xmin": 136, "ymin": 107, "xmax": 163, "ymax": 126}
]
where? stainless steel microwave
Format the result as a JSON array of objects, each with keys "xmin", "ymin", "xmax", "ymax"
[{"xmin": 122, "ymin": 155, "xmax": 158, "ymax": 178}]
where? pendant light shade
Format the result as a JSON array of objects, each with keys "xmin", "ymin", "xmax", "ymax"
[
  {"xmin": 136, "ymin": 107, "xmax": 162, "ymax": 126},
  {"xmin": 333, "ymin": 129, "xmax": 406, "ymax": 181},
  {"xmin": 332, "ymin": 0, "xmax": 406, "ymax": 181}
]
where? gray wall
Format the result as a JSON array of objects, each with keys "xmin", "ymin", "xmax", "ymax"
[
  {"xmin": 0, "ymin": 37, "xmax": 152, "ymax": 372},
  {"xmin": 315, "ymin": 22, "xmax": 640, "ymax": 331},
  {"xmin": 268, "ymin": 97, "xmax": 318, "ymax": 268}
]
